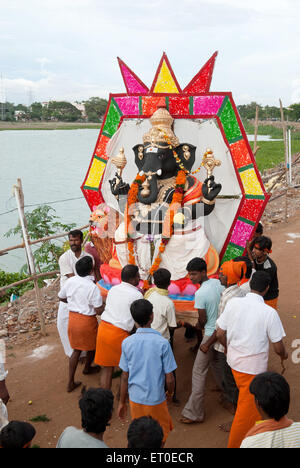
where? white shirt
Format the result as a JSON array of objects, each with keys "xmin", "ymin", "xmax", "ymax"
[
  {"xmin": 58, "ymin": 249, "xmax": 94, "ymax": 287},
  {"xmin": 101, "ymin": 282, "xmax": 143, "ymax": 332},
  {"xmin": 216, "ymin": 292, "xmax": 286, "ymax": 375},
  {"xmin": 58, "ymin": 275, "xmax": 102, "ymax": 316},
  {"xmin": 148, "ymin": 291, "xmax": 177, "ymax": 341},
  {"xmin": 214, "ymin": 284, "xmax": 246, "ymax": 353}
]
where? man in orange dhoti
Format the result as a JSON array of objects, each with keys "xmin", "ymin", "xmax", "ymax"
[
  {"xmin": 118, "ymin": 299, "xmax": 177, "ymax": 445},
  {"xmin": 58, "ymin": 256, "xmax": 104, "ymax": 392},
  {"xmin": 216, "ymin": 271, "xmax": 288, "ymax": 448},
  {"xmin": 94, "ymin": 265, "xmax": 143, "ymax": 390}
]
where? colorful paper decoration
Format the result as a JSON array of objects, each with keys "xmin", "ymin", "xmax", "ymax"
[
  {"xmin": 117, "ymin": 57, "xmax": 149, "ymax": 95},
  {"xmin": 81, "ymin": 52, "xmax": 269, "ymax": 264},
  {"xmin": 150, "ymin": 53, "xmax": 181, "ymax": 94},
  {"xmin": 183, "ymin": 51, "xmax": 218, "ymax": 94}
]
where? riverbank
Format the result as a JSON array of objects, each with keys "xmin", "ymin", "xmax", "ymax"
[{"xmin": 0, "ymin": 121, "xmax": 101, "ymax": 131}]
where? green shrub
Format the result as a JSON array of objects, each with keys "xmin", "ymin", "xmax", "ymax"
[{"xmin": 0, "ymin": 269, "xmax": 34, "ymax": 304}]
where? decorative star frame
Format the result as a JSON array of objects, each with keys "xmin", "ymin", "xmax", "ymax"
[{"xmin": 81, "ymin": 52, "xmax": 269, "ymax": 264}]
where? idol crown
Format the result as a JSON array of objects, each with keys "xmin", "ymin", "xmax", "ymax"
[{"xmin": 143, "ymin": 106, "xmax": 180, "ymax": 148}]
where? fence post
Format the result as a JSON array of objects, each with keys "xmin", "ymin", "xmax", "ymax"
[
  {"xmin": 13, "ymin": 179, "xmax": 46, "ymax": 336},
  {"xmin": 288, "ymin": 128, "xmax": 292, "ymax": 185},
  {"xmin": 279, "ymin": 99, "xmax": 288, "ymax": 184},
  {"xmin": 253, "ymin": 105, "xmax": 260, "ymax": 156}
]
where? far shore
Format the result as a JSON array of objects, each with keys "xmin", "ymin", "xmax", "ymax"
[{"xmin": 0, "ymin": 121, "xmax": 102, "ymax": 131}]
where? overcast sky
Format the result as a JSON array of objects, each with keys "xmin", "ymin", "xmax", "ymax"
[{"xmin": 1, "ymin": 0, "xmax": 299, "ymax": 107}]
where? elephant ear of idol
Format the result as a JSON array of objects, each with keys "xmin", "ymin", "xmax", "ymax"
[
  {"xmin": 132, "ymin": 143, "xmax": 197, "ymax": 173},
  {"xmin": 132, "ymin": 144, "xmax": 145, "ymax": 171},
  {"xmin": 174, "ymin": 143, "xmax": 197, "ymax": 172}
]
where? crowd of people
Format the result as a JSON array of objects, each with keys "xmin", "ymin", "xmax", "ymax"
[{"xmin": 1, "ymin": 224, "xmax": 300, "ymax": 449}]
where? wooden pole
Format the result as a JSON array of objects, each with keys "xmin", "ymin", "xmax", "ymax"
[
  {"xmin": 253, "ymin": 106, "xmax": 260, "ymax": 156},
  {"xmin": 0, "ymin": 270, "xmax": 60, "ymax": 293},
  {"xmin": 279, "ymin": 99, "xmax": 288, "ymax": 184},
  {"xmin": 0, "ymin": 224, "xmax": 89, "ymax": 256},
  {"xmin": 13, "ymin": 179, "xmax": 46, "ymax": 335}
]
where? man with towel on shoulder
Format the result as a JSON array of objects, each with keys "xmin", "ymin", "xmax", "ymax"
[
  {"xmin": 57, "ymin": 230, "xmax": 95, "ymax": 359},
  {"xmin": 216, "ymin": 270, "xmax": 288, "ymax": 448}
]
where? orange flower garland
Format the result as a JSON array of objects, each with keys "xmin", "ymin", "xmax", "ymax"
[
  {"xmin": 125, "ymin": 168, "xmax": 187, "ymax": 288},
  {"xmin": 125, "ymin": 128, "xmax": 188, "ymax": 288},
  {"xmin": 126, "ymin": 173, "xmax": 145, "ymax": 264}
]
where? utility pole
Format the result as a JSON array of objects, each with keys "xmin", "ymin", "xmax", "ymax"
[
  {"xmin": 253, "ymin": 105, "xmax": 261, "ymax": 157},
  {"xmin": 279, "ymin": 99, "xmax": 288, "ymax": 184},
  {"xmin": 0, "ymin": 73, "xmax": 5, "ymax": 121}
]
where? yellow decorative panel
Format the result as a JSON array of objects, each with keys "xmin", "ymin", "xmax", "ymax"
[
  {"xmin": 84, "ymin": 157, "xmax": 107, "ymax": 189},
  {"xmin": 240, "ymin": 168, "xmax": 264, "ymax": 196},
  {"xmin": 153, "ymin": 60, "xmax": 180, "ymax": 94}
]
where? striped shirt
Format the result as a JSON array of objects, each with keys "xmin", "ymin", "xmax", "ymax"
[
  {"xmin": 214, "ymin": 284, "xmax": 246, "ymax": 353},
  {"xmin": 241, "ymin": 420, "xmax": 300, "ymax": 448}
]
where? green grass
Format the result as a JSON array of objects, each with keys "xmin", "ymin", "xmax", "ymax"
[
  {"xmin": 29, "ymin": 414, "xmax": 51, "ymax": 423},
  {"xmin": 249, "ymin": 139, "xmax": 300, "ymax": 172},
  {"xmin": 244, "ymin": 122, "xmax": 300, "ymax": 139},
  {"xmin": 244, "ymin": 122, "xmax": 284, "ymax": 139}
]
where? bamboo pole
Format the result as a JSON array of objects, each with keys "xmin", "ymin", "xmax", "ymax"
[
  {"xmin": 0, "ymin": 270, "xmax": 60, "ymax": 293},
  {"xmin": 253, "ymin": 106, "xmax": 261, "ymax": 156},
  {"xmin": 0, "ymin": 224, "xmax": 89, "ymax": 256},
  {"xmin": 279, "ymin": 99, "xmax": 289, "ymax": 219},
  {"xmin": 279, "ymin": 99, "xmax": 288, "ymax": 184},
  {"xmin": 13, "ymin": 179, "xmax": 46, "ymax": 335},
  {"xmin": 266, "ymin": 153, "xmax": 300, "ymax": 194}
]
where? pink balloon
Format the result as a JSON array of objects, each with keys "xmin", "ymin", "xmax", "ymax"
[
  {"xmin": 103, "ymin": 274, "xmax": 110, "ymax": 284},
  {"xmin": 182, "ymin": 285, "xmax": 197, "ymax": 296},
  {"xmin": 111, "ymin": 277, "xmax": 121, "ymax": 285},
  {"xmin": 168, "ymin": 284, "xmax": 181, "ymax": 295}
]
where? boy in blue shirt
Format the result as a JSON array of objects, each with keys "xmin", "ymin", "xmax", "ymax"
[{"xmin": 118, "ymin": 299, "xmax": 177, "ymax": 445}]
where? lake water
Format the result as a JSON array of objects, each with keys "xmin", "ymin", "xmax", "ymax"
[
  {"xmin": 247, "ymin": 135, "xmax": 283, "ymax": 142},
  {"xmin": 0, "ymin": 129, "xmax": 99, "ymax": 272},
  {"xmin": 0, "ymin": 129, "xmax": 278, "ymax": 273}
]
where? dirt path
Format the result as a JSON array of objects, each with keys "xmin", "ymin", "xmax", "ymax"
[{"xmin": 3, "ymin": 214, "xmax": 300, "ymax": 448}]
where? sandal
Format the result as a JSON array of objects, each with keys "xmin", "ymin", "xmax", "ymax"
[
  {"xmin": 179, "ymin": 417, "xmax": 202, "ymax": 424},
  {"xmin": 218, "ymin": 421, "xmax": 232, "ymax": 432}
]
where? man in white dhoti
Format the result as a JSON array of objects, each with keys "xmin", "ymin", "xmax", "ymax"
[{"xmin": 57, "ymin": 230, "xmax": 93, "ymax": 357}]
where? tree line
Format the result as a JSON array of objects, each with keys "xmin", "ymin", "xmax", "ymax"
[
  {"xmin": 237, "ymin": 102, "xmax": 300, "ymax": 121},
  {"xmin": 0, "ymin": 97, "xmax": 108, "ymax": 123},
  {"xmin": 1, "ymin": 98, "xmax": 300, "ymax": 123}
]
